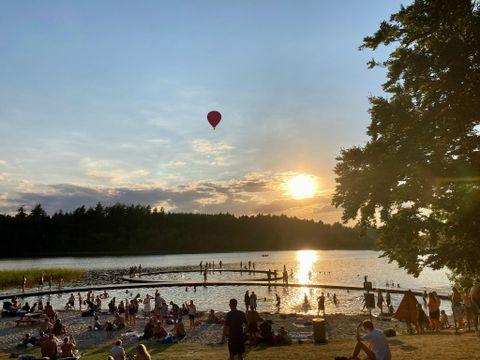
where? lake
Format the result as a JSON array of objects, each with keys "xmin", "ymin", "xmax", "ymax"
[{"xmin": 0, "ymin": 250, "xmax": 453, "ymax": 315}]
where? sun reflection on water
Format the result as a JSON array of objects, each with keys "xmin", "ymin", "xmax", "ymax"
[
  {"xmin": 296, "ymin": 250, "xmax": 318, "ymax": 283},
  {"xmin": 296, "ymin": 250, "xmax": 318, "ymax": 307}
]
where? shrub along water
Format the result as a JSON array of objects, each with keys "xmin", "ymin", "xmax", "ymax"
[{"xmin": 0, "ymin": 268, "xmax": 84, "ymax": 289}]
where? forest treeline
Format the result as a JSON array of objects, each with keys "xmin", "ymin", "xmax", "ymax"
[{"xmin": 0, "ymin": 203, "xmax": 375, "ymax": 258}]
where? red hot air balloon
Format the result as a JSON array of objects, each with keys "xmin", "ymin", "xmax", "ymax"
[{"xmin": 207, "ymin": 111, "xmax": 222, "ymax": 129}]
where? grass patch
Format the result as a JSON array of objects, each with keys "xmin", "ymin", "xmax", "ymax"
[
  {"xmin": 4, "ymin": 332, "xmax": 479, "ymax": 360},
  {"xmin": 0, "ymin": 268, "xmax": 84, "ymax": 290}
]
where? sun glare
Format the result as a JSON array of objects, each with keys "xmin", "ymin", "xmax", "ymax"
[{"xmin": 286, "ymin": 174, "xmax": 317, "ymax": 199}]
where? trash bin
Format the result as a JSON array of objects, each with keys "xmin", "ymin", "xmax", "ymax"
[{"xmin": 312, "ymin": 318, "xmax": 327, "ymax": 344}]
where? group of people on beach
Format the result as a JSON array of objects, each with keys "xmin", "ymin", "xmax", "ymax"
[{"xmin": 9, "ymin": 263, "xmax": 480, "ymax": 360}]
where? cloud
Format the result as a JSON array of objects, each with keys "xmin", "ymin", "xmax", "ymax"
[
  {"xmin": 255, "ymin": 196, "xmax": 329, "ymax": 214},
  {"xmin": 0, "ymin": 170, "xmax": 342, "ymax": 222},
  {"xmin": 191, "ymin": 139, "xmax": 234, "ymax": 154},
  {"xmin": 79, "ymin": 158, "xmax": 150, "ymax": 186}
]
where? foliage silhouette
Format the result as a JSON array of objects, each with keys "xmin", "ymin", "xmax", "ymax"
[
  {"xmin": 0, "ymin": 203, "xmax": 374, "ymax": 258},
  {"xmin": 333, "ymin": 0, "xmax": 480, "ymax": 281}
]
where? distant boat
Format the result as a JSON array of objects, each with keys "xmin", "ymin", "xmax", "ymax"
[{"xmin": 261, "ymin": 254, "xmax": 269, "ymax": 257}]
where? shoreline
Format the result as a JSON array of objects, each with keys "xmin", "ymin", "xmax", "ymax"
[{"xmin": 0, "ymin": 248, "xmax": 376, "ymax": 260}]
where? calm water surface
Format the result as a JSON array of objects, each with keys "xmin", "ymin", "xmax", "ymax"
[{"xmin": 0, "ymin": 250, "xmax": 452, "ymax": 315}]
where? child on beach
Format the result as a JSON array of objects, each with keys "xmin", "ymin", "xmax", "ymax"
[
  {"xmin": 440, "ymin": 310, "xmax": 450, "ymax": 329},
  {"xmin": 416, "ymin": 303, "xmax": 428, "ymax": 334}
]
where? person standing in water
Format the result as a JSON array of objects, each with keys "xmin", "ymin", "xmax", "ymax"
[
  {"xmin": 244, "ymin": 291, "xmax": 250, "ymax": 311},
  {"xmin": 318, "ymin": 292, "xmax": 325, "ymax": 316},
  {"xmin": 377, "ymin": 290, "xmax": 384, "ymax": 314},
  {"xmin": 188, "ymin": 300, "xmax": 196, "ymax": 328},
  {"xmin": 275, "ymin": 294, "xmax": 281, "ymax": 312},
  {"xmin": 249, "ymin": 291, "xmax": 257, "ymax": 311},
  {"xmin": 38, "ymin": 273, "xmax": 44, "ymax": 290}
]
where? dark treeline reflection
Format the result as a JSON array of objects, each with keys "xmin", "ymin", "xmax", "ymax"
[{"xmin": 0, "ymin": 203, "xmax": 375, "ymax": 257}]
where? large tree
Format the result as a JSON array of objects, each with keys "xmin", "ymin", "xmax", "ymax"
[{"xmin": 333, "ymin": 0, "xmax": 480, "ymax": 282}]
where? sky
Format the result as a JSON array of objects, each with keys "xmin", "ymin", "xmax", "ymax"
[{"xmin": 0, "ymin": 1, "xmax": 405, "ymax": 223}]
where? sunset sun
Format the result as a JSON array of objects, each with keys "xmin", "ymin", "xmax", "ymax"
[{"xmin": 286, "ymin": 174, "xmax": 318, "ymax": 199}]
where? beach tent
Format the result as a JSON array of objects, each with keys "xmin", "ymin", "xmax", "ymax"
[{"xmin": 394, "ymin": 291, "xmax": 418, "ymax": 323}]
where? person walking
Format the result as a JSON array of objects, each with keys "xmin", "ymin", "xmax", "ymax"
[{"xmin": 222, "ymin": 299, "xmax": 247, "ymax": 360}]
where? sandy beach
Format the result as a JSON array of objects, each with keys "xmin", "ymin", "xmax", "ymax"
[{"xmin": 0, "ymin": 307, "xmax": 411, "ymax": 352}]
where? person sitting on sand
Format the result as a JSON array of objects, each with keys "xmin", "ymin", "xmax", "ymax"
[
  {"xmin": 38, "ymin": 300, "xmax": 44, "ymax": 311},
  {"xmin": 84, "ymin": 299, "xmax": 98, "ymax": 314},
  {"xmin": 160, "ymin": 301, "xmax": 169, "ymax": 319},
  {"xmin": 141, "ymin": 318, "xmax": 155, "ymax": 340},
  {"xmin": 40, "ymin": 317, "xmax": 52, "ymax": 334},
  {"xmin": 111, "ymin": 339, "xmax": 126, "ymax": 360},
  {"xmin": 440, "ymin": 310, "xmax": 450, "ymax": 329},
  {"xmin": 174, "ymin": 317, "xmax": 186, "ymax": 339},
  {"xmin": 52, "ymin": 318, "xmax": 66, "ymax": 336},
  {"xmin": 133, "ymin": 344, "xmax": 151, "ymax": 360},
  {"xmin": 92, "ymin": 315, "xmax": 103, "ymax": 331},
  {"xmin": 60, "ymin": 335, "xmax": 76, "ymax": 358},
  {"xmin": 30, "ymin": 302, "xmax": 38, "ymax": 313},
  {"xmin": 246, "ymin": 308, "xmax": 262, "ymax": 346},
  {"xmin": 259, "ymin": 319, "xmax": 274, "ymax": 345},
  {"xmin": 153, "ymin": 320, "xmax": 168, "ymax": 339},
  {"xmin": 22, "ymin": 302, "xmax": 30, "ymax": 312},
  {"xmin": 113, "ymin": 312, "xmax": 125, "ymax": 329},
  {"xmin": 276, "ymin": 326, "xmax": 292, "ymax": 345},
  {"xmin": 351, "ymin": 320, "xmax": 391, "ymax": 360},
  {"xmin": 44, "ymin": 301, "xmax": 56, "ymax": 319},
  {"xmin": 207, "ymin": 309, "xmax": 221, "ymax": 324},
  {"xmin": 170, "ymin": 301, "xmax": 180, "ymax": 319},
  {"xmin": 17, "ymin": 333, "xmax": 35, "ymax": 348},
  {"xmin": 387, "ymin": 304, "xmax": 394, "ymax": 315},
  {"xmin": 41, "ymin": 334, "xmax": 58, "ymax": 359}
]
